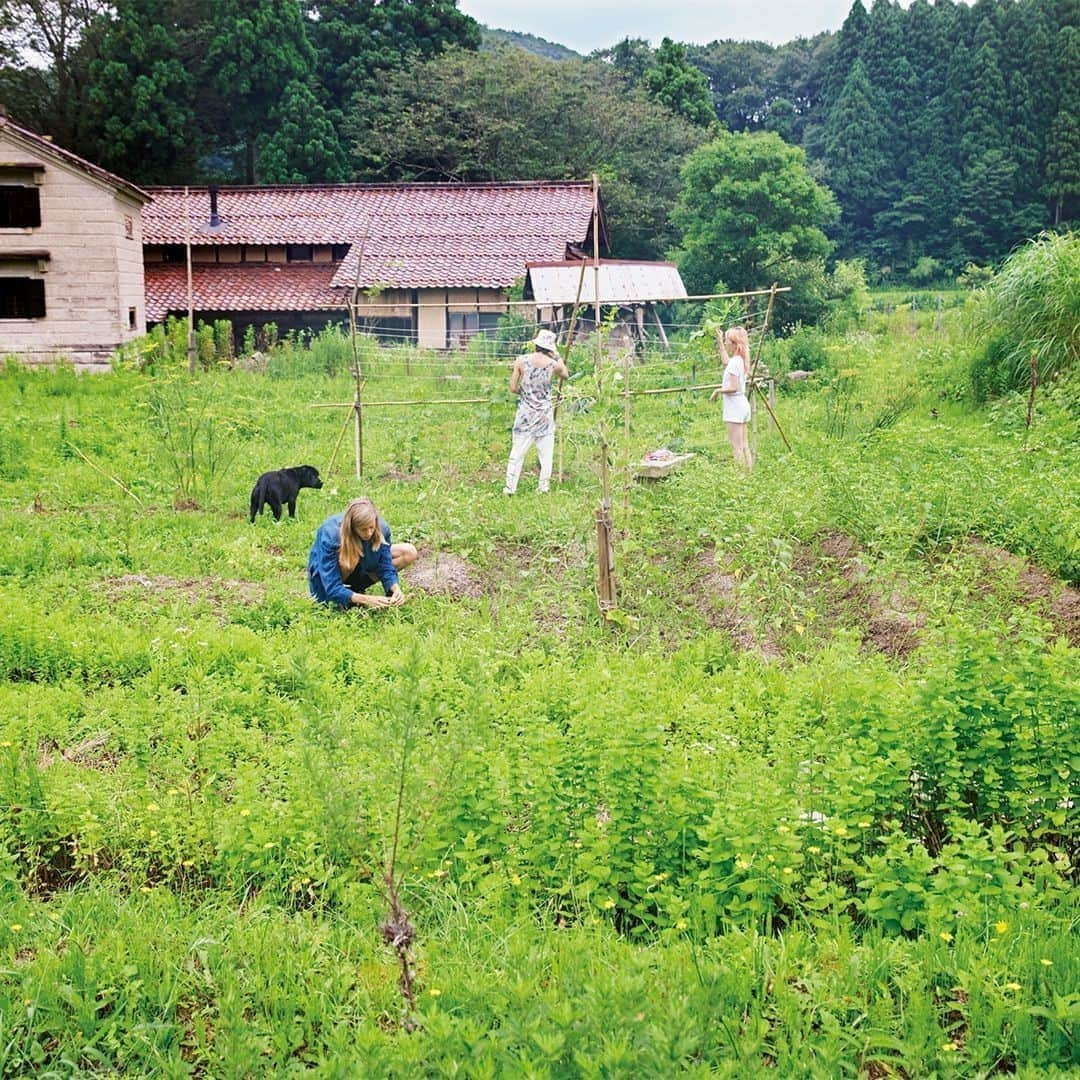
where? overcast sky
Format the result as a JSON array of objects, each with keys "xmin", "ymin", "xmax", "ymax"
[{"xmin": 456, "ymin": 0, "xmax": 863, "ymax": 52}]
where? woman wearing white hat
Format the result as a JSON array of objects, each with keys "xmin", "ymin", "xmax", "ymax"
[{"xmin": 504, "ymin": 328, "xmax": 569, "ymax": 495}]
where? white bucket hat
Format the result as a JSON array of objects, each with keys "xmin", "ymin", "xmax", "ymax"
[{"xmin": 531, "ymin": 329, "xmax": 558, "ymax": 353}]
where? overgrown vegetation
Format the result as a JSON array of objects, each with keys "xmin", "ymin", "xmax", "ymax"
[
  {"xmin": 970, "ymin": 230, "xmax": 1080, "ymax": 399},
  {"xmin": 0, "ymin": 298, "xmax": 1076, "ymax": 1074}
]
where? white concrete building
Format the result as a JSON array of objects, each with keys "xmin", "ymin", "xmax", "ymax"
[{"xmin": 0, "ymin": 114, "xmax": 151, "ymax": 370}]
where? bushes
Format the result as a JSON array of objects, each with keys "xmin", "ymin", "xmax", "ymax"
[
  {"xmin": 970, "ymin": 231, "xmax": 1080, "ymax": 400},
  {"xmin": 786, "ymin": 325, "xmax": 828, "ymax": 371}
]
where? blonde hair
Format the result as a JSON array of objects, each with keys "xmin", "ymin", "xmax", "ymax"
[
  {"xmin": 724, "ymin": 326, "xmax": 751, "ymax": 363},
  {"xmin": 338, "ymin": 497, "xmax": 385, "ymax": 576}
]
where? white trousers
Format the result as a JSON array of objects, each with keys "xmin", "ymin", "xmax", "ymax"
[{"xmin": 505, "ymin": 430, "xmax": 555, "ymax": 494}]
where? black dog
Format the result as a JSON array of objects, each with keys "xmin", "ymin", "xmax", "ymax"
[{"xmin": 249, "ymin": 465, "xmax": 323, "ymax": 522}]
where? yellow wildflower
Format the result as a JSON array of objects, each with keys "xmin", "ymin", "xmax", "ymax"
[
  {"xmin": 602, "ymin": 899, "xmax": 616, "ymax": 910},
  {"xmin": 995, "ymin": 921, "xmax": 1008, "ymax": 935},
  {"xmin": 939, "ymin": 931, "xmax": 954, "ymax": 943}
]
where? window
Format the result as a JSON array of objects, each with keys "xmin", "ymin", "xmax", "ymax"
[
  {"xmin": 128, "ymin": 306, "xmax": 137, "ymax": 330},
  {"xmin": 0, "ymin": 187, "xmax": 41, "ymax": 229},
  {"xmin": 160, "ymin": 244, "xmax": 186, "ymax": 263},
  {"xmin": 286, "ymin": 244, "xmax": 313, "ymax": 262},
  {"xmin": 331, "ymin": 244, "xmax": 350, "ymax": 262},
  {"xmin": 0, "ymin": 278, "xmax": 46, "ymax": 318}
]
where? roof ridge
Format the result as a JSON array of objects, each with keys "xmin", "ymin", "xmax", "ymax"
[
  {"xmin": 144, "ymin": 180, "xmax": 594, "ymax": 194},
  {"xmin": 0, "ymin": 115, "xmax": 151, "ymax": 204}
]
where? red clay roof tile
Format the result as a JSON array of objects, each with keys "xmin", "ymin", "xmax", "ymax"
[
  {"xmin": 144, "ymin": 263, "xmax": 342, "ymax": 322},
  {"xmin": 142, "ymin": 182, "xmax": 596, "ymax": 290}
]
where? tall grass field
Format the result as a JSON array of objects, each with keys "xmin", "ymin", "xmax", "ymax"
[{"xmin": 0, "ymin": 298, "xmax": 1077, "ymax": 1076}]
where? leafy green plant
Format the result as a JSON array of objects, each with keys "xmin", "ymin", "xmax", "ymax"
[
  {"xmin": 144, "ymin": 370, "xmax": 246, "ymax": 505},
  {"xmin": 971, "ymin": 231, "xmax": 1080, "ymax": 395}
]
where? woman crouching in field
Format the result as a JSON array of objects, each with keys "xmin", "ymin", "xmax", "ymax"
[
  {"xmin": 710, "ymin": 326, "xmax": 753, "ymax": 470},
  {"xmin": 308, "ymin": 497, "xmax": 417, "ymax": 610}
]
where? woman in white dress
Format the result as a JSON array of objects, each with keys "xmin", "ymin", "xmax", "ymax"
[{"xmin": 710, "ymin": 326, "xmax": 753, "ymax": 469}]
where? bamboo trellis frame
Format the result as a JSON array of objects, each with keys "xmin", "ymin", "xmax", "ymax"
[{"xmin": 307, "ymin": 214, "xmax": 790, "ymax": 617}]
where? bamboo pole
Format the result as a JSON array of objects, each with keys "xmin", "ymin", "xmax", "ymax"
[
  {"xmin": 68, "ymin": 444, "xmax": 144, "ymax": 505},
  {"xmin": 342, "ymin": 286, "xmax": 790, "ymax": 313},
  {"xmin": 590, "ymin": 173, "xmax": 617, "ymax": 616},
  {"xmin": 630, "ymin": 381, "xmax": 727, "ymax": 397},
  {"xmin": 324, "ymin": 399, "xmax": 357, "ymax": 479},
  {"xmin": 349, "ymin": 231, "xmax": 369, "ymax": 478},
  {"xmin": 311, "ymin": 397, "xmax": 488, "ymax": 408},
  {"xmin": 592, "ymin": 174, "xmax": 602, "ymax": 378},
  {"xmin": 184, "ymin": 186, "xmax": 195, "ymax": 374},
  {"xmin": 556, "ymin": 257, "xmax": 588, "ymax": 484}
]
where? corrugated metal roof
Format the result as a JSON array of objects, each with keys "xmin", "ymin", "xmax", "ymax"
[
  {"xmin": 525, "ymin": 260, "xmax": 688, "ymax": 304},
  {"xmin": 142, "ymin": 182, "xmax": 598, "ymax": 290}
]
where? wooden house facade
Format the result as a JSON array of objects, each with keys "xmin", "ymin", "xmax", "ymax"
[
  {"xmin": 142, "ymin": 182, "xmax": 604, "ymax": 350},
  {"xmin": 0, "ymin": 115, "xmax": 150, "ymax": 370}
]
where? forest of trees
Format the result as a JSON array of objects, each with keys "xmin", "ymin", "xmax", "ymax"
[{"xmin": 1, "ymin": 0, "xmax": 1077, "ymax": 287}]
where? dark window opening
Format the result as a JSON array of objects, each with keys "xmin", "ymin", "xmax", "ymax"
[
  {"xmin": 286, "ymin": 244, "xmax": 313, "ymax": 262},
  {"xmin": 331, "ymin": 244, "xmax": 350, "ymax": 262},
  {"xmin": 0, "ymin": 277, "xmax": 46, "ymax": 318},
  {"xmin": 160, "ymin": 244, "xmax": 186, "ymax": 263},
  {"xmin": 448, "ymin": 311, "xmax": 502, "ymax": 349},
  {"xmin": 128, "ymin": 306, "xmax": 137, "ymax": 330},
  {"xmin": 0, "ymin": 186, "xmax": 41, "ymax": 229}
]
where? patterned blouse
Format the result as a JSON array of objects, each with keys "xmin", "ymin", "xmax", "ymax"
[{"xmin": 512, "ymin": 353, "xmax": 558, "ymax": 438}]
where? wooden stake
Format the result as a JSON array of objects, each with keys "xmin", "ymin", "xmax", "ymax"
[
  {"xmin": 596, "ymin": 505, "xmax": 617, "ymax": 612},
  {"xmin": 1025, "ymin": 351, "xmax": 1038, "ymax": 429}
]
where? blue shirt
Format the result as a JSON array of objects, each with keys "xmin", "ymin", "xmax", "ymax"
[{"xmin": 308, "ymin": 512, "xmax": 399, "ymax": 609}]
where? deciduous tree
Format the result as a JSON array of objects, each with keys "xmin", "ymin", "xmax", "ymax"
[
  {"xmin": 349, "ymin": 45, "xmax": 707, "ymax": 260},
  {"xmin": 642, "ymin": 37, "xmax": 715, "ymax": 128},
  {"xmin": 670, "ymin": 129, "xmax": 837, "ymax": 325}
]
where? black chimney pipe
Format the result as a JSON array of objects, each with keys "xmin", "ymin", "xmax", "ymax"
[{"xmin": 208, "ymin": 185, "xmax": 220, "ymax": 228}]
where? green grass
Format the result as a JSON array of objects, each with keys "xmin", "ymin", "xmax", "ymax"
[{"xmin": 0, "ymin": 307, "xmax": 1077, "ymax": 1075}]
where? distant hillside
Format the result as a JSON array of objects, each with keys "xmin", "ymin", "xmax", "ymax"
[{"xmin": 480, "ymin": 26, "xmax": 581, "ymax": 61}]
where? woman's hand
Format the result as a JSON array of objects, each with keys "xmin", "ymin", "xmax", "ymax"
[
  {"xmin": 386, "ymin": 585, "xmax": 406, "ymax": 607},
  {"xmin": 710, "ymin": 387, "xmax": 722, "ymax": 402},
  {"xmin": 353, "ymin": 591, "xmax": 390, "ymax": 609}
]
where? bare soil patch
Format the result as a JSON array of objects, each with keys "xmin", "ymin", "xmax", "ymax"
[
  {"xmin": 39, "ymin": 732, "xmax": 119, "ymax": 772},
  {"xmin": 965, "ymin": 538, "xmax": 1079, "ymax": 645},
  {"xmin": 695, "ymin": 548, "xmax": 782, "ymax": 660},
  {"xmin": 795, "ymin": 529, "xmax": 922, "ymax": 660},
  {"xmin": 404, "ymin": 549, "xmax": 484, "ymax": 599},
  {"xmin": 103, "ymin": 574, "xmax": 264, "ymax": 610}
]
